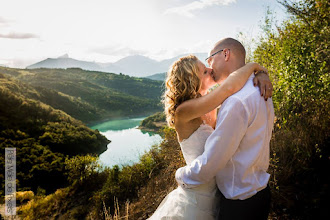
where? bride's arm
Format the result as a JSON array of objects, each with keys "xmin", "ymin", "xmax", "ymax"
[{"xmin": 176, "ymin": 63, "xmax": 269, "ymax": 122}]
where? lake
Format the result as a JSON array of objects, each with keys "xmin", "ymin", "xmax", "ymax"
[{"xmin": 90, "ymin": 117, "xmax": 163, "ymax": 167}]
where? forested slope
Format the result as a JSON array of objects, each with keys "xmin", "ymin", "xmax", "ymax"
[
  {"xmin": 0, "ymin": 67, "xmax": 163, "ymax": 124},
  {"xmin": 0, "ymin": 73, "xmax": 109, "ymax": 195}
]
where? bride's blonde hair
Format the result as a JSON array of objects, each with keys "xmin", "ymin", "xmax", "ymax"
[{"xmin": 163, "ymin": 55, "xmax": 201, "ymax": 128}]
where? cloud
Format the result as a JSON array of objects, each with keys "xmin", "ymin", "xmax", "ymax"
[
  {"xmin": 0, "ymin": 16, "xmax": 9, "ymax": 24},
  {"xmin": 89, "ymin": 45, "xmax": 147, "ymax": 56},
  {"xmin": 0, "ymin": 32, "xmax": 39, "ymax": 39},
  {"xmin": 0, "ymin": 16, "xmax": 11, "ymax": 27},
  {"xmin": 164, "ymin": 0, "xmax": 237, "ymax": 17},
  {"xmin": 0, "ymin": 58, "xmax": 39, "ymax": 68}
]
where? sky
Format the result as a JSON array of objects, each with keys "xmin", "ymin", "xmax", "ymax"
[{"xmin": 0, "ymin": 0, "xmax": 287, "ymax": 68}]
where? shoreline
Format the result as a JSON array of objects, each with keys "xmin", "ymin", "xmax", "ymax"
[
  {"xmin": 138, "ymin": 121, "xmax": 167, "ymax": 134},
  {"xmin": 86, "ymin": 112, "xmax": 160, "ymax": 128}
]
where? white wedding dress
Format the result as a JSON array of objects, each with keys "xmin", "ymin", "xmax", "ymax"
[{"xmin": 148, "ymin": 123, "xmax": 220, "ymax": 220}]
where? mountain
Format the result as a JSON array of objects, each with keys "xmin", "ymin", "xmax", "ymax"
[
  {"xmin": 27, "ymin": 56, "xmax": 103, "ymax": 72},
  {"xmin": 0, "ymin": 66, "xmax": 163, "ymax": 124},
  {"xmin": 106, "ymin": 55, "xmax": 159, "ymax": 76},
  {"xmin": 157, "ymin": 53, "xmax": 208, "ymax": 71},
  {"xmin": 58, "ymin": 53, "xmax": 69, "ymax": 58},
  {"xmin": 26, "ymin": 53, "xmax": 208, "ymax": 77}
]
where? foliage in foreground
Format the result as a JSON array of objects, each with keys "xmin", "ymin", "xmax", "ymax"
[
  {"xmin": 253, "ymin": 0, "xmax": 329, "ymax": 218},
  {"xmin": 19, "ymin": 127, "xmax": 184, "ymax": 219}
]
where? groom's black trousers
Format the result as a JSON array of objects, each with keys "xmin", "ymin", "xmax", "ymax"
[{"xmin": 217, "ymin": 185, "xmax": 271, "ymax": 220}]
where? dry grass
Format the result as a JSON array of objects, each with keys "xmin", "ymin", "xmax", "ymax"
[
  {"xmin": 103, "ymin": 199, "xmax": 129, "ymax": 220},
  {"xmin": 19, "ymin": 188, "xmax": 70, "ymax": 219},
  {"xmin": 124, "ymin": 127, "xmax": 185, "ymax": 219}
]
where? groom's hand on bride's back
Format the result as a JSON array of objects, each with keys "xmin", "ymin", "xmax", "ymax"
[{"xmin": 253, "ymin": 71, "xmax": 273, "ymax": 101}]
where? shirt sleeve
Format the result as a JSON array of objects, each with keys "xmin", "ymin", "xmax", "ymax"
[{"xmin": 175, "ymin": 96, "xmax": 249, "ymax": 188}]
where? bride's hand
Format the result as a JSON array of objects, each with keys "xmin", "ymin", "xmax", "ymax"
[{"xmin": 250, "ymin": 63, "xmax": 273, "ymax": 100}]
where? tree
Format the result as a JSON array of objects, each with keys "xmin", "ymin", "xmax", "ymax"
[{"xmin": 253, "ymin": 0, "xmax": 329, "ymax": 218}]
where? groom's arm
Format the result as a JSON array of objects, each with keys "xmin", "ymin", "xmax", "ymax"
[{"xmin": 175, "ymin": 96, "xmax": 249, "ymax": 188}]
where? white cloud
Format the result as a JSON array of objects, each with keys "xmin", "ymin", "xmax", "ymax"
[
  {"xmin": 0, "ymin": 16, "xmax": 11, "ymax": 27},
  {"xmin": 0, "ymin": 57, "xmax": 39, "ymax": 68},
  {"xmin": 146, "ymin": 40, "xmax": 212, "ymax": 62},
  {"xmin": 89, "ymin": 45, "xmax": 147, "ymax": 57},
  {"xmin": 0, "ymin": 16, "xmax": 8, "ymax": 24},
  {"xmin": 0, "ymin": 32, "xmax": 39, "ymax": 39},
  {"xmin": 164, "ymin": 0, "xmax": 237, "ymax": 17}
]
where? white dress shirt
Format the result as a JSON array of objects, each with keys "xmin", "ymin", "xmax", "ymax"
[{"xmin": 176, "ymin": 74, "xmax": 275, "ymax": 200}]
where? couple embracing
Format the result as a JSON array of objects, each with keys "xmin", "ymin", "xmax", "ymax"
[{"xmin": 149, "ymin": 38, "xmax": 274, "ymax": 220}]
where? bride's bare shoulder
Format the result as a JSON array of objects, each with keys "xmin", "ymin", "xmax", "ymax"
[{"xmin": 175, "ymin": 117, "xmax": 203, "ymax": 142}]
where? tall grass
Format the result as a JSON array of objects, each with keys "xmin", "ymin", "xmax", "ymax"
[{"xmin": 103, "ymin": 199, "xmax": 129, "ymax": 220}]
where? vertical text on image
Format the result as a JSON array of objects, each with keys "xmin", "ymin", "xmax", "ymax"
[{"xmin": 5, "ymin": 148, "xmax": 16, "ymax": 216}]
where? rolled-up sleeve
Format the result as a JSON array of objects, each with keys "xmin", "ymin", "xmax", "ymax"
[{"xmin": 175, "ymin": 96, "xmax": 249, "ymax": 188}]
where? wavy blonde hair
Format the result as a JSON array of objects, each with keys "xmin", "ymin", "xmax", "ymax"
[{"xmin": 163, "ymin": 55, "xmax": 201, "ymax": 128}]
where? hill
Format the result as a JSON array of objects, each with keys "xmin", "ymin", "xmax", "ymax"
[
  {"xmin": 26, "ymin": 53, "xmax": 208, "ymax": 77},
  {"xmin": 145, "ymin": 72, "xmax": 166, "ymax": 81},
  {"xmin": 0, "ymin": 72, "xmax": 109, "ymax": 195},
  {"xmin": 0, "ymin": 66, "xmax": 163, "ymax": 124}
]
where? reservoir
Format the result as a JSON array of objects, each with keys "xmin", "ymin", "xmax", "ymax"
[{"xmin": 91, "ymin": 117, "xmax": 163, "ymax": 167}]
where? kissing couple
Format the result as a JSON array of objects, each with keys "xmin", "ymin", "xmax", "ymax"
[{"xmin": 148, "ymin": 38, "xmax": 275, "ymax": 220}]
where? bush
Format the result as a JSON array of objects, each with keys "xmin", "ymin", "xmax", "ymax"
[
  {"xmin": 16, "ymin": 191, "xmax": 34, "ymax": 205},
  {"xmin": 19, "ymin": 188, "xmax": 70, "ymax": 219},
  {"xmin": 253, "ymin": 0, "xmax": 329, "ymax": 218},
  {"xmin": 65, "ymin": 154, "xmax": 101, "ymax": 186}
]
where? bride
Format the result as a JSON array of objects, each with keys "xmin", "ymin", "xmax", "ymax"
[{"xmin": 148, "ymin": 55, "xmax": 272, "ymax": 219}]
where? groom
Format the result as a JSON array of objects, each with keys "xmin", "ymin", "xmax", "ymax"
[{"xmin": 175, "ymin": 38, "xmax": 275, "ymax": 220}]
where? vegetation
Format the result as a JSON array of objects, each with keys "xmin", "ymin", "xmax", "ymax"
[
  {"xmin": 144, "ymin": 72, "xmax": 166, "ymax": 81},
  {"xmin": 19, "ymin": 127, "xmax": 184, "ymax": 219},
  {"xmin": 253, "ymin": 0, "xmax": 329, "ymax": 218},
  {"xmin": 0, "ymin": 67, "xmax": 163, "ymax": 124},
  {"xmin": 139, "ymin": 112, "xmax": 166, "ymax": 131},
  {"xmin": 19, "ymin": 1, "xmax": 328, "ymax": 219},
  {"xmin": 0, "ymin": 73, "xmax": 109, "ymax": 196},
  {"xmin": 2, "ymin": 0, "xmax": 328, "ymax": 219}
]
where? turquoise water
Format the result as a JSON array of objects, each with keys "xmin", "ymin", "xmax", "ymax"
[
  {"xmin": 91, "ymin": 118, "xmax": 162, "ymax": 167},
  {"xmin": 90, "ymin": 117, "xmax": 145, "ymax": 132}
]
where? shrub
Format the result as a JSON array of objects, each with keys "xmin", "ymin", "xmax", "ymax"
[
  {"xmin": 16, "ymin": 191, "xmax": 35, "ymax": 205},
  {"xmin": 64, "ymin": 154, "xmax": 101, "ymax": 186},
  {"xmin": 253, "ymin": 0, "xmax": 329, "ymax": 218}
]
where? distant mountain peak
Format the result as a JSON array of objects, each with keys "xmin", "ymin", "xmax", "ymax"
[
  {"xmin": 116, "ymin": 54, "xmax": 155, "ymax": 62},
  {"xmin": 27, "ymin": 53, "xmax": 208, "ymax": 77},
  {"xmin": 58, "ymin": 54, "xmax": 69, "ymax": 59}
]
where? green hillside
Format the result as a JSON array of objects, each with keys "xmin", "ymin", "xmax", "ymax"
[
  {"xmin": 0, "ymin": 73, "xmax": 109, "ymax": 195},
  {"xmin": 145, "ymin": 72, "xmax": 166, "ymax": 81},
  {"xmin": 0, "ymin": 67, "xmax": 163, "ymax": 124}
]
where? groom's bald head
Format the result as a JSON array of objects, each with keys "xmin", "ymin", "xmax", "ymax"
[
  {"xmin": 213, "ymin": 38, "xmax": 246, "ymax": 63},
  {"xmin": 208, "ymin": 38, "xmax": 246, "ymax": 83}
]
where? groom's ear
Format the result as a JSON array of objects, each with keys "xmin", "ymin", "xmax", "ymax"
[{"xmin": 224, "ymin": 48, "xmax": 230, "ymax": 61}]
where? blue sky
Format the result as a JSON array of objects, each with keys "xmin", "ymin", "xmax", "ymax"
[{"xmin": 0, "ymin": 0, "xmax": 288, "ymax": 68}]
